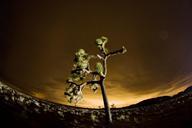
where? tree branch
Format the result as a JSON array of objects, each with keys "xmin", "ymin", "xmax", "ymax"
[
  {"xmin": 66, "ymin": 79, "xmax": 100, "ymax": 89},
  {"xmin": 106, "ymin": 46, "xmax": 127, "ymax": 57},
  {"xmin": 66, "ymin": 80, "xmax": 78, "ymax": 86}
]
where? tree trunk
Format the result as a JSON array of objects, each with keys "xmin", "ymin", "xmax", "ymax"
[{"xmin": 100, "ymin": 77, "xmax": 112, "ymax": 124}]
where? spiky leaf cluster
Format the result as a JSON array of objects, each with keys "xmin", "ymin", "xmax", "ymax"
[
  {"xmin": 95, "ymin": 62, "xmax": 104, "ymax": 76},
  {"xmin": 64, "ymin": 83, "xmax": 82, "ymax": 103},
  {"xmin": 65, "ymin": 49, "xmax": 90, "ymax": 103},
  {"xmin": 90, "ymin": 74, "xmax": 100, "ymax": 93},
  {"xmin": 96, "ymin": 36, "xmax": 109, "ymax": 55},
  {"xmin": 70, "ymin": 49, "xmax": 90, "ymax": 81},
  {"xmin": 65, "ymin": 48, "xmax": 102, "ymax": 103}
]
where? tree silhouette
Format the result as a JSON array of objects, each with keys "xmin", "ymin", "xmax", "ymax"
[{"xmin": 64, "ymin": 36, "xmax": 127, "ymax": 124}]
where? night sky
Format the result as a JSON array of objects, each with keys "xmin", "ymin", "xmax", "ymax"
[{"xmin": 0, "ymin": 0, "xmax": 192, "ymax": 107}]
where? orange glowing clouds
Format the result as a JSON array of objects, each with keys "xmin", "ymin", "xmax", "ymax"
[
  {"xmin": 31, "ymin": 91, "xmax": 46, "ymax": 99},
  {"xmin": 28, "ymin": 74, "xmax": 192, "ymax": 108}
]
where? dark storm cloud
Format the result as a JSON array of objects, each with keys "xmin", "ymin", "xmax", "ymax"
[{"xmin": 0, "ymin": 0, "xmax": 192, "ymax": 107}]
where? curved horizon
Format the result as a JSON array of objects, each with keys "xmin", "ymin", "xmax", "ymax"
[{"xmin": 1, "ymin": 74, "xmax": 191, "ymax": 108}]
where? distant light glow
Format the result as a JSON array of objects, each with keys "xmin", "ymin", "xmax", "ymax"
[{"xmin": 29, "ymin": 75, "xmax": 191, "ymax": 108}]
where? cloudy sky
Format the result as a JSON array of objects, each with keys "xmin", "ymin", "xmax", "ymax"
[{"xmin": 0, "ymin": 0, "xmax": 192, "ymax": 107}]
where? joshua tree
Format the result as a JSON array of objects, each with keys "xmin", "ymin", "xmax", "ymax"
[{"xmin": 64, "ymin": 36, "xmax": 127, "ymax": 124}]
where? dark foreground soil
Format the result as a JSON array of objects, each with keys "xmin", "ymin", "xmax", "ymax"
[{"xmin": 0, "ymin": 81, "xmax": 192, "ymax": 128}]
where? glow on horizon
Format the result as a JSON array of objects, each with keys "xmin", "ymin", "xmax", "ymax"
[{"xmin": 30, "ymin": 81, "xmax": 190, "ymax": 108}]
